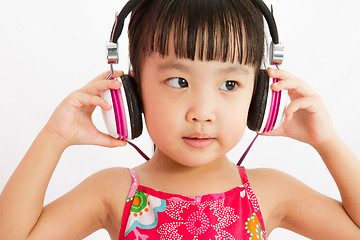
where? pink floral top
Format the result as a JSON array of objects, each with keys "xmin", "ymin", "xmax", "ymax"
[{"xmin": 118, "ymin": 167, "xmax": 267, "ymax": 240}]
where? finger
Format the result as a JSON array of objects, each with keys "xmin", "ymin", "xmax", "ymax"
[
  {"xmin": 267, "ymin": 68, "xmax": 296, "ymax": 81},
  {"xmin": 112, "ymin": 70, "xmax": 125, "ymax": 78},
  {"xmin": 93, "ymin": 131, "xmax": 127, "ymax": 148},
  {"xmin": 284, "ymin": 96, "xmax": 318, "ymax": 121},
  {"xmin": 259, "ymin": 127, "xmax": 285, "ymax": 137},
  {"xmin": 83, "ymin": 79, "xmax": 122, "ymax": 96},
  {"xmin": 272, "ymin": 79, "xmax": 315, "ymax": 97},
  {"xmin": 89, "ymin": 70, "xmax": 124, "ymax": 83},
  {"xmin": 268, "ymin": 69, "xmax": 315, "ymax": 97},
  {"xmin": 71, "ymin": 91, "xmax": 112, "ymax": 110}
]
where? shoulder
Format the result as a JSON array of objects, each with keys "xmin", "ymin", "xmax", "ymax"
[
  {"xmin": 83, "ymin": 167, "xmax": 132, "ymax": 208},
  {"xmin": 245, "ymin": 167, "xmax": 315, "ymax": 210},
  {"xmin": 244, "ymin": 168, "xmax": 307, "ymax": 233},
  {"xmin": 85, "ymin": 167, "xmax": 136, "ymax": 237},
  {"xmin": 244, "ymin": 168, "xmax": 359, "ymax": 239},
  {"xmin": 245, "ymin": 167, "xmax": 304, "ymax": 196},
  {"xmin": 246, "ymin": 168, "xmax": 296, "ymax": 187},
  {"xmin": 245, "ymin": 167, "xmax": 296, "ymax": 196},
  {"xmin": 245, "ymin": 167, "xmax": 329, "ymax": 210},
  {"xmin": 25, "ymin": 167, "xmax": 133, "ymax": 240},
  {"xmin": 81, "ymin": 167, "xmax": 132, "ymax": 201},
  {"xmin": 86, "ymin": 167, "xmax": 132, "ymax": 208},
  {"xmin": 83, "ymin": 167, "xmax": 133, "ymax": 233},
  {"xmin": 86, "ymin": 167, "xmax": 132, "ymax": 188}
]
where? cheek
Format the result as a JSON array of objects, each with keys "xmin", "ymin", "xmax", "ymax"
[
  {"xmin": 218, "ymin": 95, "xmax": 251, "ymax": 141},
  {"xmin": 220, "ymin": 107, "xmax": 247, "ymax": 137},
  {"xmin": 142, "ymin": 94, "xmax": 182, "ymax": 142}
]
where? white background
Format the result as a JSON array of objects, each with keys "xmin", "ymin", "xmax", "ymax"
[{"xmin": 1, "ymin": 0, "xmax": 360, "ymax": 239}]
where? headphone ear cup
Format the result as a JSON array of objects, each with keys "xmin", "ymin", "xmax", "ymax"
[
  {"xmin": 247, "ymin": 69, "xmax": 269, "ymax": 132},
  {"xmin": 101, "ymin": 89, "xmax": 119, "ymax": 139},
  {"xmin": 121, "ymin": 74, "xmax": 143, "ymax": 139}
]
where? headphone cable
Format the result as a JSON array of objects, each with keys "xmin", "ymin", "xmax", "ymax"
[
  {"xmin": 237, "ymin": 133, "xmax": 259, "ymax": 166},
  {"xmin": 127, "ymin": 133, "xmax": 259, "ymax": 164},
  {"xmin": 127, "ymin": 140, "xmax": 150, "ymax": 161}
]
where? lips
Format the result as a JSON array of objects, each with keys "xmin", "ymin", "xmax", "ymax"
[{"xmin": 182, "ymin": 134, "xmax": 215, "ymax": 148}]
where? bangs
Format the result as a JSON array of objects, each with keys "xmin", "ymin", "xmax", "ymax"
[{"xmin": 129, "ymin": 0, "xmax": 264, "ymax": 72}]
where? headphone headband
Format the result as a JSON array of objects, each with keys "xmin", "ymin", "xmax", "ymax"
[
  {"xmin": 250, "ymin": 0, "xmax": 279, "ymax": 44},
  {"xmin": 110, "ymin": 0, "xmax": 142, "ymax": 43},
  {"xmin": 107, "ymin": 0, "xmax": 284, "ymax": 65},
  {"xmin": 110, "ymin": 0, "xmax": 280, "ymax": 44}
]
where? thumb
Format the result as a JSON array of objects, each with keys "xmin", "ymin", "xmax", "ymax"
[
  {"xmin": 259, "ymin": 125, "xmax": 285, "ymax": 137},
  {"xmin": 93, "ymin": 131, "xmax": 127, "ymax": 148}
]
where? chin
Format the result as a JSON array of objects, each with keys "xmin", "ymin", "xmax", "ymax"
[{"xmin": 171, "ymin": 151, "xmax": 226, "ymax": 168}]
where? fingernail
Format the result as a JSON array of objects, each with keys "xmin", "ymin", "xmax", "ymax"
[
  {"xmin": 272, "ymin": 82, "xmax": 281, "ymax": 90},
  {"xmin": 114, "ymin": 80, "xmax": 122, "ymax": 87}
]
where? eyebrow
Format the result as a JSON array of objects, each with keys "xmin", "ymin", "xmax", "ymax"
[
  {"xmin": 157, "ymin": 59, "xmax": 251, "ymax": 75},
  {"xmin": 219, "ymin": 65, "xmax": 250, "ymax": 75},
  {"xmin": 157, "ymin": 61, "xmax": 191, "ymax": 73}
]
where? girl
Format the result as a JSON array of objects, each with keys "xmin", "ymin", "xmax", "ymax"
[{"xmin": 1, "ymin": 0, "xmax": 360, "ymax": 239}]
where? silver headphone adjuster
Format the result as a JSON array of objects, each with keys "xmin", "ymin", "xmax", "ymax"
[{"xmin": 270, "ymin": 42, "xmax": 284, "ymax": 65}]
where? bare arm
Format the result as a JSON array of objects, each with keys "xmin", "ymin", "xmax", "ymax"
[
  {"xmin": 314, "ymin": 135, "xmax": 360, "ymax": 227},
  {"xmin": 280, "ymin": 158, "xmax": 360, "ymax": 239},
  {"xmin": 0, "ymin": 129, "xmax": 67, "ymax": 239},
  {"xmin": 0, "ymin": 71, "xmax": 126, "ymax": 240},
  {"xmin": 260, "ymin": 69, "xmax": 360, "ymax": 238}
]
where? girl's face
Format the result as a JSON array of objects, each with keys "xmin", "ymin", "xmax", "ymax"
[{"xmin": 140, "ymin": 45, "xmax": 256, "ymax": 168}]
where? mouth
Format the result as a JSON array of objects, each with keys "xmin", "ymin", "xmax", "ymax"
[{"xmin": 182, "ymin": 134, "xmax": 215, "ymax": 148}]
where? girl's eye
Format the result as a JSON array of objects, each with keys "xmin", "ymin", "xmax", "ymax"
[
  {"xmin": 219, "ymin": 81, "xmax": 239, "ymax": 91},
  {"xmin": 167, "ymin": 77, "xmax": 188, "ymax": 88}
]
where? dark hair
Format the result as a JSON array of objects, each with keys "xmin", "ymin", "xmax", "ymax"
[{"xmin": 128, "ymin": 0, "xmax": 265, "ymax": 83}]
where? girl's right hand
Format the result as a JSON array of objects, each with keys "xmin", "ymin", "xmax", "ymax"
[{"xmin": 44, "ymin": 71, "xmax": 127, "ymax": 148}]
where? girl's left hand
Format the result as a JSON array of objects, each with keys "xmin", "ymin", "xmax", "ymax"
[{"xmin": 262, "ymin": 68, "xmax": 337, "ymax": 148}]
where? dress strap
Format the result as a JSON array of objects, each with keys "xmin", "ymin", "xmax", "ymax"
[
  {"xmin": 119, "ymin": 169, "xmax": 140, "ymax": 240},
  {"xmin": 238, "ymin": 166, "xmax": 249, "ymax": 185},
  {"xmin": 127, "ymin": 168, "xmax": 139, "ymax": 198}
]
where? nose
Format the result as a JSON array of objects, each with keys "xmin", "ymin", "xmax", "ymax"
[{"xmin": 185, "ymin": 91, "xmax": 216, "ymax": 123}]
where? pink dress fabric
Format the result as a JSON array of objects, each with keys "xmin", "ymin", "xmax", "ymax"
[{"xmin": 119, "ymin": 167, "xmax": 267, "ymax": 240}]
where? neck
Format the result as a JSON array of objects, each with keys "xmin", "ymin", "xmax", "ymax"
[
  {"xmin": 135, "ymin": 149, "xmax": 241, "ymax": 196},
  {"xmin": 146, "ymin": 148, "xmax": 236, "ymax": 179},
  {"xmin": 135, "ymin": 148, "xmax": 242, "ymax": 196}
]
